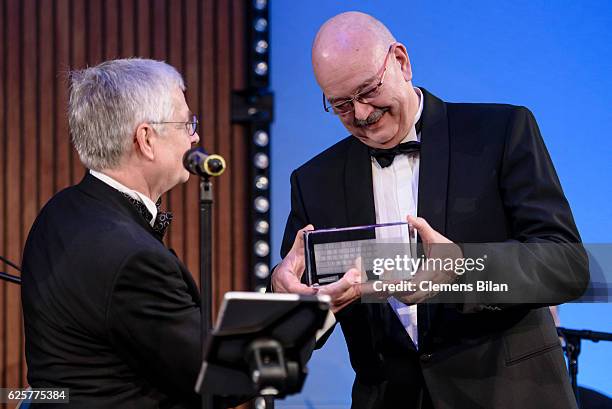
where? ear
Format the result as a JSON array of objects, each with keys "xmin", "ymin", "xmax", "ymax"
[
  {"xmin": 393, "ymin": 43, "xmax": 413, "ymax": 82},
  {"xmin": 134, "ymin": 123, "xmax": 156, "ymax": 161}
]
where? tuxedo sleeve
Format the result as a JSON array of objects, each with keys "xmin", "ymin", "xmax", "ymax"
[
  {"xmin": 106, "ymin": 249, "xmax": 201, "ymax": 403},
  {"xmin": 459, "ymin": 106, "xmax": 589, "ymax": 310},
  {"xmin": 265, "ymin": 170, "xmax": 307, "ymax": 293},
  {"xmin": 277, "ymin": 170, "xmax": 338, "ymax": 347},
  {"xmin": 280, "ymin": 170, "xmax": 310, "ymax": 258}
]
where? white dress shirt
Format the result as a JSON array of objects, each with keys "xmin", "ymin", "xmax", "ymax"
[
  {"xmin": 89, "ymin": 169, "xmax": 158, "ymax": 227},
  {"xmin": 372, "ymin": 87, "xmax": 423, "ymax": 348}
]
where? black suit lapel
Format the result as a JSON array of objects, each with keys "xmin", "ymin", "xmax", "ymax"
[
  {"xmin": 416, "ymin": 88, "xmax": 450, "ymax": 348},
  {"xmin": 417, "ymin": 88, "xmax": 450, "ymax": 234},
  {"xmin": 343, "ymin": 138, "xmax": 377, "ymax": 227}
]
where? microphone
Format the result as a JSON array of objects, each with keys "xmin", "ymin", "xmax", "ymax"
[{"xmin": 183, "ymin": 147, "xmax": 226, "ymax": 177}]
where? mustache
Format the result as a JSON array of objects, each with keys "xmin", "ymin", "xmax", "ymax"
[{"xmin": 354, "ymin": 107, "xmax": 390, "ymax": 128}]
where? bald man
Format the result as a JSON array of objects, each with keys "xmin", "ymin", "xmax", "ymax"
[{"xmin": 271, "ymin": 11, "xmax": 588, "ymax": 409}]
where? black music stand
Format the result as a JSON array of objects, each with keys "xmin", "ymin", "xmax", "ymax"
[{"xmin": 195, "ymin": 292, "xmax": 330, "ymax": 409}]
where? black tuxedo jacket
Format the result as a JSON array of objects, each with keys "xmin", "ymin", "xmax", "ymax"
[
  {"xmin": 22, "ymin": 174, "xmax": 202, "ymax": 408},
  {"xmin": 280, "ymin": 89, "xmax": 589, "ymax": 409}
]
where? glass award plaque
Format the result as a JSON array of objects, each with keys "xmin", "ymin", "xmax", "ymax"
[{"xmin": 304, "ymin": 222, "xmax": 415, "ymax": 286}]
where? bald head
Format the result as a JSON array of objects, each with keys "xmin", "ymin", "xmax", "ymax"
[
  {"xmin": 312, "ymin": 12, "xmax": 396, "ymax": 88},
  {"xmin": 312, "ymin": 12, "xmax": 418, "ymax": 149}
]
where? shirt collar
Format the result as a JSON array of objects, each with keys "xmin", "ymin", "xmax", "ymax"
[
  {"xmin": 89, "ymin": 169, "xmax": 158, "ymax": 226},
  {"xmin": 401, "ymin": 87, "xmax": 424, "ymax": 143}
]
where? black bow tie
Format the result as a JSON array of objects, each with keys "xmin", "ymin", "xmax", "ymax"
[
  {"xmin": 368, "ymin": 117, "xmax": 423, "ymax": 168},
  {"xmin": 121, "ymin": 193, "xmax": 173, "ymax": 239},
  {"xmin": 369, "ymin": 140, "xmax": 421, "ymax": 168}
]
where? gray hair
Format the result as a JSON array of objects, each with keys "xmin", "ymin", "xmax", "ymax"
[{"xmin": 68, "ymin": 58, "xmax": 185, "ymax": 170}]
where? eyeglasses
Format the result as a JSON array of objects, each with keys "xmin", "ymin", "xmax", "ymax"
[
  {"xmin": 150, "ymin": 114, "xmax": 199, "ymax": 136},
  {"xmin": 323, "ymin": 43, "xmax": 397, "ymax": 116}
]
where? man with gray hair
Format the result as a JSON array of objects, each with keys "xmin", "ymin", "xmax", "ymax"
[{"xmin": 21, "ymin": 58, "xmax": 203, "ymax": 408}]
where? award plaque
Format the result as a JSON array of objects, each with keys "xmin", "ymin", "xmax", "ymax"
[{"xmin": 304, "ymin": 222, "xmax": 415, "ymax": 285}]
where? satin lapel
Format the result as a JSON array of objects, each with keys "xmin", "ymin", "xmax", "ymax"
[
  {"xmin": 417, "ymin": 88, "xmax": 450, "ymax": 234},
  {"xmin": 416, "ymin": 88, "xmax": 450, "ymax": 348},
  {"xmin": 343, "ymin": 138, "xmax": 377, "ymax": 227}
]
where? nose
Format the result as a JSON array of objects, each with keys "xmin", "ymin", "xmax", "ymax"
[
  {"xmin": 191, "ymin": 131, "xmax": 200, "ymax": 145},
  {"xmin": 353, "ymin": 99, "xmax": 374, "ymax": 121}
]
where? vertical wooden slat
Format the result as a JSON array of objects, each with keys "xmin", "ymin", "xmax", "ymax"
[
  {"xmin": 215, "ymin": 1, "xmax": 232, "ymax": 309},
  {"xmin": 231, "ymin": 0, "xmax": 246, "ymax": 91},
  {"xmin": 5, "ymin": 0, "xmax": 22, "ymax": 392},
  {"xmin": 21, "ymin": 0, "xmax": 39, "ymax": 388},
  {"xmin": 152, "ymin": 0, "xmax": 167, "ymax": 60},
  {"xmin": 136, "ymin": 0, "xmax": 151, "ymax": 57},
  {"xmin": 70, "ymin": 0, "xmax": 87, "ymax": 184},
  {"xmin": 120, "ymin": 0, "xmax": 135, "ymax": 57},
  {"xmin": 87, "ymin": 0, "xmax": 103, "ymax": 65},
  {"xmin": 0, "ymin": 0, "xmax": 7, "ymax": 393},
  {"xmin": 104, "ymin": 0, "xmax": 119, "ymax": 60},
  {"xmin": 55, "ymin": 0, "xmax": 71, "ymax": 192},
  {"xmin": 38, "ymin": 0, "xmax": 54, "ymax": 206},
  {"xmin": 50, "ymin": 0, "xmax": 58, "ymax": 194}
]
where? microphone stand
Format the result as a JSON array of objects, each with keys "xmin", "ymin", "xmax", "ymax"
[
  {"xmin": 557, "ymin": 327, "xmax": 612, "ymax": 407},
  {"xmin": 200, "ymin": 176, "xmax": 215, "ymax": 409},
  {"xmin": 183, "ymin": 146, "xmax": 226, "ymax": 409}
]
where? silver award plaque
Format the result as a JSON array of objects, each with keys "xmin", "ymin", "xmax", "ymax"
[{"xmin": 304, "ymin": 222, "xmax": 416, "ymax": 286}]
